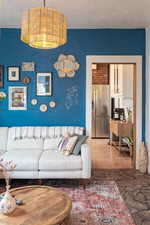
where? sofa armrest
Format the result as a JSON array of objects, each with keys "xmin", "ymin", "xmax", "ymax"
[
  {"xmin": 81, "ymin": 143, "xmax": 91, "ymax": 178},
  {"xmin": 0, "ymin": 150, "xmax": 6, "ymax": 157}
]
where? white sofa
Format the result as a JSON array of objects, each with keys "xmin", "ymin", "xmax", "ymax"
[{"xmin": 0, "ymin": 126, "xmax": 91, "ymax": 180}]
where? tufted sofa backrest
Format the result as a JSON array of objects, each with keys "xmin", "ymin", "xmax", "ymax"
[{"xmin": 6, "ymin": 126, "xmax": 84, "ymax": 151}]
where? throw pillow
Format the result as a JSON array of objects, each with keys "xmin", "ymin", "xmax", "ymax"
[
  {"xmin": 57, "ymin": 133, "xmax": 70, "ymax": 151},
  {"xmin": 61, "ymin": 135, "xmax": 79, "ymax": 156},
  {"xmin": 72, "ymin": 135, "xmax": 88, "ymax": 155}
]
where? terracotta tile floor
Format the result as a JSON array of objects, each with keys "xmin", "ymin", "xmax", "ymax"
[{"xmin": 88, "ymin": 138, "xmax": 132, "ymax": 169}]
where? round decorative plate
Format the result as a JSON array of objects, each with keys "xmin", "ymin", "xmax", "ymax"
[
  {"xmin": 22, "ymin": 76, "xmax": 31, "ymax": 84},
  {"xmin": 40, "ymin": 104, "xmax": 48, "ymax": 112},
  {"xmin": 49, "ymin": 101, "xmax": 56, "ymax": 108},
  {"xmin": 31, "ymin": 99, "xmax": 38, "ymax": 105}
]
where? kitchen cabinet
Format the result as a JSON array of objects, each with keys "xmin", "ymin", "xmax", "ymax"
[{"xmin": 110, "ymin": 64, "xmax": 133, "ymax": 109}]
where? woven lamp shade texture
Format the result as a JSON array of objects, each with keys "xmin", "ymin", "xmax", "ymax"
[{"xmin": 21, "ymin": 7, "xmax": 67, "ymax": 49}]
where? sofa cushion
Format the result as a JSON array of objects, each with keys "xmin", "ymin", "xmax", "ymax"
[
  {"xmin": 7, "ymin": 138, "xmax": 43, "ymax": 151},
  {"xmin": 43, "ymin": 138, "xmax": 61, "ymax": 150},
  {"xmin": 39, "ymin": 150, "xmax": 82, "ymax": 171},
  {"xmin": 1, "ymin": 150, "xmax": 42, "ymax": 171}
]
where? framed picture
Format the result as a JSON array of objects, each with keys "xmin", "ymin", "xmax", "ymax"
[
  {"xmin": 9, "ymin": 86, "xmax": 27, "ymax": 110},
  {"xmin": 22, "ymin": 62, "xmax": 35, "ymax": 72},
  {"xmin": 36, "ymin": 73, "xmax": 52, "ymax": 96},
  {"xmin": 8, "ymin": 67, "xmax": 20, "ymax": 81},
  {"xmin": 0, "ymin": 65, "xmax": 4, "ymax": 88}
]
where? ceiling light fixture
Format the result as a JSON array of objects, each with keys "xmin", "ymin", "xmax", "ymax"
[{"xmin": 21, "ymin": 0, "xmax": 67, "ymax": 49}]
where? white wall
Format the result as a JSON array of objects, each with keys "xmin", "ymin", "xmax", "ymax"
[{"xmin": 146, "ymin": 28, "xmax": 150, "ymax": 173}]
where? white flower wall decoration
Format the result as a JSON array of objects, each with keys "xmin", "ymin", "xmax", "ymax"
[{"xmin": 54, "ymin": 54, "xmax": 80, "ymax": 78}]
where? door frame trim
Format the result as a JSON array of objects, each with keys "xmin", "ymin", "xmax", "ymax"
[{"xmin": 86, "ymin": 55, "xmax": 142, "ymax": 170}]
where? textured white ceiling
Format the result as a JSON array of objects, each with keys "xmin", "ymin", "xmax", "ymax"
[{"xmin": 0, "ymin": 0, "xmax": 150, "ymax": 28}]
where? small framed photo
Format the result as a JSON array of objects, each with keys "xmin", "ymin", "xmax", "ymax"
[
  {"xmin": 36, "ymin": 73, "xmax": 52, "ymax": 96},
  {"xmin": 22, "ymin": 62, "xmax": 35, "ymax": 72},
  {"xmin": 0, "ymin": 65, "xmax": 4, "ymax": 88},
  {"xmin": 9, "ymin": 86, "xmax": 27, "ymax": 110},
  {"xmin": 8, "ymin": 67, "xmax": 20, "ymax": 81}
]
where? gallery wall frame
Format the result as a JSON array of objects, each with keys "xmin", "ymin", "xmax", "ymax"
[
  {"xmin": 36, "ymin": 72, "xmax": 52, "ymax": 96},
  {"xmin": 8, "ymin": 66, "xmax": 20, "ymax": 81},
  {"xmin": 9, "ymin": 86, "xmax": 27, "ymax": 110},
  {"xmin": 22, "ymin": 62, "xmax": 35, "ymax": 72}
]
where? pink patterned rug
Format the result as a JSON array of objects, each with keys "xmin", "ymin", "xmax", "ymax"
[{"xmin": 60, "ymin": 180, "xmax": 135, "ymax": 225}]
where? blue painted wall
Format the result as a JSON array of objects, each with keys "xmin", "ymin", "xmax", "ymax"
[{"xmin": 0, "ymin": 29, "xmax": 145, "ymax": 138}]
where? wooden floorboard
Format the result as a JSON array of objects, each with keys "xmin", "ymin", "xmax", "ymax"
[{"xmin": 88, "ymin": 139, "xmax": 132, "ymax": 169}]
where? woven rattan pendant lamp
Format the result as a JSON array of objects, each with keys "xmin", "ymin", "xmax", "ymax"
[{"xmin": 21, "ymin": 0, "xmax": 67, "ymax": 49}]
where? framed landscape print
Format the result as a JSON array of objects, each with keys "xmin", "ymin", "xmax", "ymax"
[
  {"xmin": 22, "ymin": 62, "xmax": 35, "ymax": 72},
  {"xmin": 0, "ymin": 65, "xmax": 4, "ymax": 88},
  {"xmin": 9, "ymin": 86, "xmax": 27, "ymax": 110},
  {"xmin": 36, "ymin": 73, "xmax": 52, "ymax": 96},
  {"xmin": 8, "ymin": 67, "xmax": 20, "ymax": 81}
]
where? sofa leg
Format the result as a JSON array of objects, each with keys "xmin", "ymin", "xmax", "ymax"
[
  {"xmin": 80, "ymin": 179, "xmax": 90, "ymax": 190},
  {"xmin": 38, "ymin": 179, "xmax": 42, "ymax": 185}
]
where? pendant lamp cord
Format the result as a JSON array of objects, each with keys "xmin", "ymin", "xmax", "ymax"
[{"xmin": 43, "ymin": 0, "xmax": 46, "ymax": 7}]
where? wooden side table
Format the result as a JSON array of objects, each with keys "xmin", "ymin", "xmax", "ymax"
[
  {"xmin": 0, "ymin": 185, "xmax": 72, "ymax": 225},
  {"xmin": 110, "ymin": 120, "xmax": 133, "ymax": 155}
]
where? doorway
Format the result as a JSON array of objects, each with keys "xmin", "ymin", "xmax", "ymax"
[
  {"xmin": 86, "ymin": 56, "xmax": 142, "ymax": 169},
  {"xmin": 91, "ymin": 63, "xmax": 135, "ymax": 169}
]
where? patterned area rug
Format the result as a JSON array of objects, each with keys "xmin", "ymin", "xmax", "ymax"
[
  {"xmin": 60, "ymin": 180, "xmax": 135, "ymax": 225},
  {"xmin": 0, "ymin": 180, "xmax": 135, "ymax": 225}
]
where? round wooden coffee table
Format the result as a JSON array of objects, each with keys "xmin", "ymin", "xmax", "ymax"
[{"xmin": 0, "ymin": 185, "xmax": 72, "ymax": 225}]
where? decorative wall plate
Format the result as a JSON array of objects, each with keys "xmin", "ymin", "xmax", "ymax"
[
  {"xmin": 22, "ymin": 62, "xmax": 35, "ymax": 72},
  {"xmin": 49, "ymin": 101, "xmax": 56, "ymax": 108},
  {"xmin": 22, "ymin": 76, "xmax": 31, "ymax": 85},
  {"xmin": 40, "ymin": 104, "xmax": 47, "ymax": 112},
  {"xmin": 31, "ymin": 99, "xmax": 38, "ymax": 105},
  {"xmin": 54, "ymin": 54, "xmax": 80, "ymax": 78}
]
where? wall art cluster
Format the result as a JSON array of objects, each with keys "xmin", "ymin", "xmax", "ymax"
[{"xmin": 0, "ymin": 54, "xmax": 79, "ymax": 112}]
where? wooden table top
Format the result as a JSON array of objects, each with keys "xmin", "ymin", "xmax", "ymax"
[{"xmin": 0, "ymin": 185, "xmax": 72, "ymax": 225}]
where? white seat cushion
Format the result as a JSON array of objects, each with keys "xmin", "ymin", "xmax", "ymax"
[
  {"xmin": 43, "ymin": 138, "xmax": 61, "ymax": 150},
  {"xmin": 1, "ymin": 150, "xmax": 42, "ymax": 171},
  {"xmin": 39, "ymin": 150, "xmax": 82, "ymax": 171}
]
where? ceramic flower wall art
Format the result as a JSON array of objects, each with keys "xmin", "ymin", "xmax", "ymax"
[
  {"xmin": 54, "ymin": 54, "xmax": 80, "ymax": 78},
  {"xmin": 0, "ymin": 91, "xmax": 6, "ymax": 100}
]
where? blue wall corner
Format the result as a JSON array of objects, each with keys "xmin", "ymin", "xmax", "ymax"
[{"xmin": 0, "ymin": 28, "xmax": 145, "ymax": 139}]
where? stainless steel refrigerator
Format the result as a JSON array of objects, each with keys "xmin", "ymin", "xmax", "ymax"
[{"xmin": 92, "ymin": 85, "xmax": 110, "ymax": 138}]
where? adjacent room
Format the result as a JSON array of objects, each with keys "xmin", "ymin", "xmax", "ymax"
[
  {"xmin": 0, "ymin": 0, "xmax": 150, "ymax": 225},
  {"xmin": 89, "ymin": 63, "xmax": 135, "ymax": 169}
]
